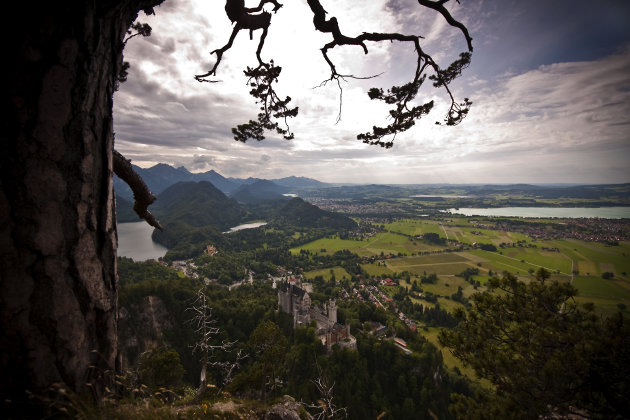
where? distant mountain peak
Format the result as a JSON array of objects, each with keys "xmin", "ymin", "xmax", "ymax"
[
  {"xmin": 114, "ymin": 161, "xmax": 330, "ymax": 202},
  {"xmin": 152, "ymin": 163, "xmax": 174, "ymax": 170}
]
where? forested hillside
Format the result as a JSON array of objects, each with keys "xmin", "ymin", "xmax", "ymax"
[
  {"xmin": 139, "ymin": 179, "xmax": 356, "ymax": 262},
  {"xmin": 117, "ymin": 258, "xmax": 474, "ymax": 419}
]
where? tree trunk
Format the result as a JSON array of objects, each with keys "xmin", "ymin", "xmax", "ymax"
[
  {"xmin": 1, "ymin": 1, "xmax": 162, "ymax": 414},
  {"xmin": 196, "ymin": 359, "xmax": 208, "ymax": 400}
]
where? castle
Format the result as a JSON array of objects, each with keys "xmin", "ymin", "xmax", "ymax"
[{"xmin": 278, "ymin": 281, "xmax": 356, "ymax": 351}]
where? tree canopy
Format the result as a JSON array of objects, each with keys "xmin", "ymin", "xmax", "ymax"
[{"xmin": 439, "ymin": 269, "xmax": 630, "ymax": 419}]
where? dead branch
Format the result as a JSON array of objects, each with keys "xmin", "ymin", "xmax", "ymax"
[
  {"xmin": 299, "ymin": 361, "xmax": 347, "ymax": 419},
  {"xmin": 315, "ymin": 72, "xmax": 383, "ymax": 124},
  {"xmin": 417, "ymin": 0, "xmax": 473, "ymax": 52},
  {"xmin": 210, "ymin": 348, "xmax": 248, "ymax": 391},
  {"xmin": 187, "ymin": 289, "xmax": 246, "ymax": 398},
  {"xmin": 113, "ymin": 149, "xmax": 162, "ymax": 230},
  {"xmin": 195, "ymin": 0, "xmax": 283, "ymax": 82}
]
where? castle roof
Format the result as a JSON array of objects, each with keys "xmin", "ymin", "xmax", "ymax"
[{"xmin": 279, "ymin": 281, "xmax": 307, "ymax": 299}]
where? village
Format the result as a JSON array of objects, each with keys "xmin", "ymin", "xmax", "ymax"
[
  {"xmin": 486, "ymin": 217, "xmax": 629, "ymax": 243},
  {"xmin": 273, "ymin": 266, "xmax": 418, "ymax": 355}
]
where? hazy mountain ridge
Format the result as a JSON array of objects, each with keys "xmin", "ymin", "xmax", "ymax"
[
  {"xmin": 231, "ymin": 179, "xmax": 291, "ymax": 204},
  {"xmin": 114, "ymin": 163, "xmax": 630, "ymax": 209},
  {"xmin": 123, "ymin": 179, "xmax": 357, "ymax": 260},
  {"xmin": 114, "ymin": 163, "xmax": 327, "ymax": 201}
]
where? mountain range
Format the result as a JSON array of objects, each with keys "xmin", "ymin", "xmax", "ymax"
[{"xmin": 113, "ymin": 163, "xmax": 328, "ymax": 201}]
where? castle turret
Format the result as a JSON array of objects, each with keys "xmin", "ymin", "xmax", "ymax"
[{"xmin": 328, "ymin": 299, "xmax": 337, "ymax": 325}]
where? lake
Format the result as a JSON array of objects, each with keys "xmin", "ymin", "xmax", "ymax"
[
  {"xmin": 444, "ymin": 207, "xmax": 630, "ymax": 219},
  {"xmin": 410, "ymin": 194, "xmax": 470, "ymax": 198},
  {"xmin": 117, "ymin": 222, "xmax": 168, "ymax": 261},
  {"xmin": 224, "ymin": 222, "xmax": 268, "ymax": 233}
]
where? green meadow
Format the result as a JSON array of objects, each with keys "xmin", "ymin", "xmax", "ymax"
[
  {"xmin": 385, "ymin": 219, "xmax": 443, "ymax": 236},
  {"xmin": 290, "ymin": 231, "xmax": 442, "ymax": 257},
  {"xmin": 292, "ymin": 219, "xmax": 630, "ymax": 315},
  {"xmin": 303, "ymin": 266, "xmax": 353, "ymax": 282},
  {"xmin": 420, "ymin": 326, "xmax": 491, "ymax": 387},
  {"xmin": 444, "ymin": 226, "xmax": 529, "ymax": 246}
]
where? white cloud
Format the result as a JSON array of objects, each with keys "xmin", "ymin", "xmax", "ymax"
[{"xmin": 114, "ymin": 1, "xmax": 630, "ymax": 184}]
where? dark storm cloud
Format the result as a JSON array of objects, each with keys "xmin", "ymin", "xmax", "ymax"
[
  {"xmin": 461, "ymin": 0, "xmax": 630, "ymax": 79},
  {"xmin": 114, "ymin": 66, "xmax": 243, "ymax": 148}
]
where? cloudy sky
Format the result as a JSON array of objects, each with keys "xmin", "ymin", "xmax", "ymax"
[{"xmin": 114, "ymin": 0, "xmax": 630, "ymax": 184}]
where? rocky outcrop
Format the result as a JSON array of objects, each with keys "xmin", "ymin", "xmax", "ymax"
[
  {"xmin": 118, "ymin": 295, "xmax": 173, "ymax": 366},
  {"xmin": 263, "ymin": 396, "xmax": 309, "ymax": 420}
]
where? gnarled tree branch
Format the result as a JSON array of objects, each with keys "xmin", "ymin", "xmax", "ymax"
[
  {"xmin": 306, "ymin": 0, "xmax": 473, "ymax": 147},
  {"xmin": 113, "ymin": 150, "xmax": 162, "ymax": 230},
  {"xmin": 196, "ymin": 0, "xmax": 473, "ymax": 147},
  {"xmin": 417, "ymin": 0, "xmax": 474, "ymax": 52},
  {"xmin": 195, "ymin": 0, "xmax": 283, "ymax": 82}
]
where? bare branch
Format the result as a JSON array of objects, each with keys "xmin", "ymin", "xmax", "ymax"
[
  {"xmin": 196, "ymin": 0, "xmax": 283, "ymax": 82},
  {"xmin": 315, "ymin": 72, "xmax": 383, "ymax": 124},
  {"xmin": 187, "ymin": 288, "xmax": 245, "ymax": 399},
  {"xmin": 299, "ymin": 360, "xmax": 347, "ymax": 419},
  {"xmin": 113, "ymin": 150, "xmax": 162, "ymax": 230},
  {"xmin": 416, "ymin": 0, "xmax": 473, "ymax": 52},
  {"xmin": 195, "ymin": 26, "xmax": 241, "ymax": 81}
]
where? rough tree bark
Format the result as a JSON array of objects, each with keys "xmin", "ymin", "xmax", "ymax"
[{"xmin": 0, "ymin": 0, "xmax": 162, "ymax": 414}]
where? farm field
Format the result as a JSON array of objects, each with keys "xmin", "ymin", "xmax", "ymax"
[
  {"xmin": 361, "ymin": 262, "xmax": 394, "ymax": 277},
  {"xmin": 303, "ymin": 266, "xmax": 352, "ymax": 282},
  {"xmin": 385, "ymin": 219, "xmax": 443, "ymax": 236},
  {"xmin": 538, "ymin": 239, "xmax": 630, "ymax": 277},
  {"xmin": 385, "ymin": 253, "xmax": 476, "ymax": 276},
  {"xmin": 290, "ymin": 236, "xmax": 363, "ymax": 255},
  {"xmin": 444, "ymin": 225, "xmax": 529, "ymax": 246},
  {"xmin": 293, "ymin": 219, "xmax": 630, "ymax": 316},
  {"xmin": 290, "ymin": 232, "xmax": 442, "ymax": 257},
  {"xmin": 399, "ymin": 276, "xmax": 486, "ymax": 312},
  {"xmin": 466, "ymin": 249, "xmax": 571, "ymax": 280}
]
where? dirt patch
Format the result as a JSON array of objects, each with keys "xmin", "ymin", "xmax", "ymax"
[{"xmin": 212, "ymin": 400, "xmax": 241, "ymax": 412}]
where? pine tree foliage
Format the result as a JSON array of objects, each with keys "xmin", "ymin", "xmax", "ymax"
[
  {"xmin": 196, "ymin": 0, "xmax": 474, "ymax": 147},
  {"xmin": 439, "ymin": 269, "xmax": 630, "ymax": 419}
]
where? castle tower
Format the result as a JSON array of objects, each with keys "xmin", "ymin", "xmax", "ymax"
[{"xmin": 328, "ymin": 299, "xmax": 337, "ymax": 325}]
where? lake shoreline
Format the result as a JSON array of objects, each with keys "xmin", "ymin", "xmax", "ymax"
[
  {"xmin": 117, "ymin": 222, "xmax": 168, "ymax": 261},
  {"xmin": 444, "ymin": 207, "xmax": 630, "ymax": 219}
]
